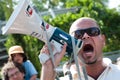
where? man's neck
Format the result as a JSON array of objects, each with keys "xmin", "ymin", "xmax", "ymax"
[{"xmin": 86, "ymin": 61, "xmax": 107, "ymax": 80}]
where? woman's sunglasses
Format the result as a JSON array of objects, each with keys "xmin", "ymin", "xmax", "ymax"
[{"xmin": 73, "ymin": 27, "xmax": 101, "ymax": 39}]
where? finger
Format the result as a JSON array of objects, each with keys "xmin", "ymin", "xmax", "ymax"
[
  {"xmin": 40, "ymin": 45, "xmax": 49, "ymax": 54},
  {"xmin": 55, "ymin": 44, "xmax": 67, "ymax": 66},
  {"xmin": 60, "ymin": 43, "xmax": 67, "ymax": 56}
]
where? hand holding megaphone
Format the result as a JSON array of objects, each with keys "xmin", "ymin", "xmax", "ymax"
[{"xmin": 39, "ymin": 43, "xmax": 67, "ymax": 64}]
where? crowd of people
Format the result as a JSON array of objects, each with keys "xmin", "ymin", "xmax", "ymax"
[
  {"xmin": 1, "ymin": 17, "xmax": 120, "ymax": 80},
  {"xmin": 1, "ymin": 45, "xmax": 38, "ymax": 80}
]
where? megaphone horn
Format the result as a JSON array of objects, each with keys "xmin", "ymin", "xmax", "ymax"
[
  {"xmin": 2, "ymin": 0, "xmax": 83, "ymax": 64},
  {"xmin": 2, "ymin": 0, "xmax": 55, "ymax": 43}
]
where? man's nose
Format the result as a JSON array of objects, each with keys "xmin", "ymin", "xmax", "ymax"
[
  {"xmin": 13, "ymin": 74, "xmax": 17, "ymax": 78},
  {"xmin": 82, "ymin": 33, "xmax": 90, "ymax": 40}
]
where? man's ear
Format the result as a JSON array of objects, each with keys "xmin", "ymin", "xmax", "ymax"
[{"xmin": 101, "ymin": 34, "xmax": 106, "ymax": 46}]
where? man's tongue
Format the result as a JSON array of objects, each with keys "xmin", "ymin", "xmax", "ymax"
[{"xmin": 83, "ymin": 44, "xmax": 94, "ymax": 56}]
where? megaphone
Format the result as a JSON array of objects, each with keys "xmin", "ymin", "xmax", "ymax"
[{"xmin": 2, "ymin": 0, "xmax": 83, "ymax": 64}]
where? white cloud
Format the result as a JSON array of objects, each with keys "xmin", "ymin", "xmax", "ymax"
[{"xmin": 108, "ymin": 0, "xmax": 120, "ymax": 8}]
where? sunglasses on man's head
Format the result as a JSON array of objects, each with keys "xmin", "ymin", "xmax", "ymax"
[{"xmin": 73, "ymin": 27, "xmax": 100, "ymax": 39}]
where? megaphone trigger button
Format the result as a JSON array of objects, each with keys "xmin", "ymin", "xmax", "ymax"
[{"xmin": 60, "ymin": 40, "xmax": 66, "ymax": 45}]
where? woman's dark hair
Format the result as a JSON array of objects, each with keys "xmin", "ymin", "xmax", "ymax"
[
  {"xmin": 10, "ymin": 53, "xmax": 27, "ymax": 62},
  {"xmin": 20, "ymin": 53, "xmax": 27, "ymax": 62}
]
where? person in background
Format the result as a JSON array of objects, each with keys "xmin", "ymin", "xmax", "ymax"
[
  {"xmin": 8, "ymin": 45, "xmax": 38, "ymax": 80},
  {"xmin": 40, "ymin": 17, "xmax": 120, "ymax": 80},
  {"xmin": 1, "ymin": 61, "xmax": 25, "ymax": 80}
]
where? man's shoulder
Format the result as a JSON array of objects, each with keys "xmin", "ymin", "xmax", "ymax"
[
  {"xmin": 110, "ymin": 64, "xmax": 120, "ymax": 69},
  {"xmin": 109, "ymin": 63, "xmax": 120, "ymax": 73},
  {"xmin": 103, "ymin": 64, "xmax": 120, "ymax": 80}
]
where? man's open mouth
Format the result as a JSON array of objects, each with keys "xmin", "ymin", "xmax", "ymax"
[{"xmin": 83, "ymin": 44, "xmax": 94, "ymax": 53}]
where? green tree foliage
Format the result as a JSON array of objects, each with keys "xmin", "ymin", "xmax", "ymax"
[
  {"xmin": 0, "ymin": 1, "xmax": 5, "ymax": 20},
  {"xmin": 0, "ymin": 0, "xmax": 13, "ymax": 20},
  {"xmin": 31, "ymin": 0, "xmax": 45, "ymax": 11}
]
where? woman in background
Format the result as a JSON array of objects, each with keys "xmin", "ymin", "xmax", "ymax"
[{"xmin": 8, "ymin": 45, "xmax": 38, "ymax": 80}]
